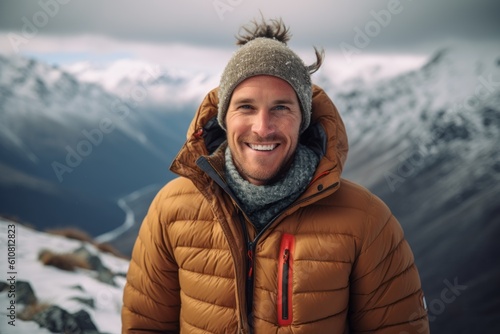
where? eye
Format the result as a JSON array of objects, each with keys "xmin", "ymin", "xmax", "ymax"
[
  {"xmin": 272, "ymin": 105, "xmax": 290, "ymax": 111},
  {"xmin": 237, "ymin": 104, "xmax": 255, "ymax": 112}
]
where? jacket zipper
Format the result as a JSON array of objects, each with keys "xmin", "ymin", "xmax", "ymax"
[
  {"xmin": 278, "ymin": 234, "xmax": 295, "ymax": 326},
  {"xmin": 246, "ymin": 240, "xmax": 254, "ymax": 318},
  {"xmin": 282, "ymin": 249, "xmax": 290, "ymax": 320}
]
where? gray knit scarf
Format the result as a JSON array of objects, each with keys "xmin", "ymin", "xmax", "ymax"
[{"xmin": 225, "ymin": 144, "xmax": 319, "ymax": 231}]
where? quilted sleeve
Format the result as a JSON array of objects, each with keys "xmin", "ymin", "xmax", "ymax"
[
  {"xmin": 349, "ymin": 194, "xmax": 429, "ymax": 334},
  {"xmin": 122, "ymin": 189, "xmax": 180, "ymax": 333}
]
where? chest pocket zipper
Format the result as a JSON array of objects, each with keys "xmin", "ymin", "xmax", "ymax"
[{"xmin": 278, "ymin": 233, "xmax": 295, "ymax": 326}]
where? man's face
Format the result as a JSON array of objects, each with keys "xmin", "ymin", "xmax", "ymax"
[{"xmin": 226, "ymin": 75, "xmax": 302, "ymax": 186}]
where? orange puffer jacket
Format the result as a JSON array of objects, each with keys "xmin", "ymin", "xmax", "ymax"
[{"xmin": 122, "ymin": 86, "xmax": 429, "ymax": 333}]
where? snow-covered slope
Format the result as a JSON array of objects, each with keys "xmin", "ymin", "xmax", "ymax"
[
  {"xmin": 337, "ymin": 43, "xmax": 500, "ymax": 188},
  {"xmin": 0, "ymin": 219, "xmax": 128, "ymax": 334}
]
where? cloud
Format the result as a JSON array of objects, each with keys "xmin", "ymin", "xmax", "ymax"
[
  {"xmin": 0, "ymin": 0, "xmax": 498, "ymax": 69},
  {"xmin": 2, "ymin": 0, "xmax": 500, "ymax": 50}
]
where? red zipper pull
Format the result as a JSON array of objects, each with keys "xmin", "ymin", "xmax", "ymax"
[
  {"xmin": 247, "ymin": 249, "xmax": 253, "ymax": 278},
  {"xmin": 283, "ymin": 249, "xmax": 289, "ymax": 262}
]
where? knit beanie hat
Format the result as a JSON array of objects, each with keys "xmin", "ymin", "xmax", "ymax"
[{"xmin": 218, "ymin": 18, "xmax": 323, "ymax": 134}]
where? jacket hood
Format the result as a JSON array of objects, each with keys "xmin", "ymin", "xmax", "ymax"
[{"xmin": 170, "ymin": 85, "xmax": 348, "ymax": 193}]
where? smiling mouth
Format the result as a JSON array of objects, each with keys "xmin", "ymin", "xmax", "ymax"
[{"xmin": 248, "ymin": 143, "xmax": 278, "ymax": 151}]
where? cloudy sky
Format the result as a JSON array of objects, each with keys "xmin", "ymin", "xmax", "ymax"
[{"xmin": 1, "ymin": 0, "xmax": 499, "ymax": 73}]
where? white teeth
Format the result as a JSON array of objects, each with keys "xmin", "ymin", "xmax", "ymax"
[{"xmin": 250, "ymin": 144, "xmax": 276, "ymax": 151}]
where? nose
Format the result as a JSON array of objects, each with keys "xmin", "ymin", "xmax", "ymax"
[{"xmin": 252, "ymin": 109, "xmax": 275, "ymax": 137}]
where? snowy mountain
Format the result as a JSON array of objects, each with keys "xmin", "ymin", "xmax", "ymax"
[
  {"xmin": 334, "ymin": 43, "xmax": 500, "ymax": 234},
  {"xmin": 64, "ymin": 58, "xmax": 219, "ymax": 108},
  {"xmin": 0, "ymin": 219, "xmax": 128, "ymax": 333},
  {"xmin": 0, "ymin": 54, "xmax": 195, "ymax": 238},
  {"xmin": 338, "ymin": 44, "xmax": 500, "ymax": 187},
  {"xmin": 331, "ymin": 43, "xmax": 500, "ymax": 333}
]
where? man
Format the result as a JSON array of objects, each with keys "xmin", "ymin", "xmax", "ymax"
[{"xmin": 122, "ymin": 17, "xmax": 429, "ymax": 333}]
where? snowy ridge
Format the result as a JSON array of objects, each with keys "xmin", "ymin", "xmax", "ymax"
[
  {"xmin": 0, "ymin": 55, "xmax": 152, "ymax": 157},
  {"xmin": 316, "ymin": 52, "xmax": 428, "ymax": 93},
  {"xmin": 336, "ymin": 43, "xmax": 500, "ymax": 189},
  {"xmin": 64, "ymin": 58, "xmax": 220, "ymax": 108}
]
